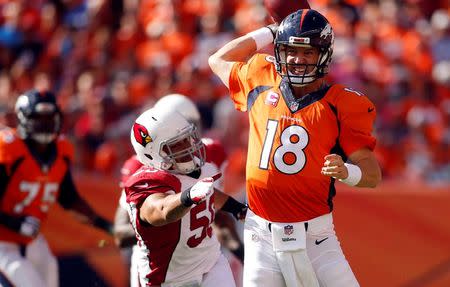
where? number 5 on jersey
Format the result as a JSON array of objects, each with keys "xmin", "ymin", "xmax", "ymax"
[{"xmin": 259, "ymin": 119, "xmax": 309, "ymax": 175}]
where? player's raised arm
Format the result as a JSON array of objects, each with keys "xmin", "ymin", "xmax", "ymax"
[{"xmin": 208, "ymin": 25, "xmax": 277, "ymax": 88}]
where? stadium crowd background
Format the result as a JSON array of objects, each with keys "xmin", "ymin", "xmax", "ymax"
[{"xmin": 0, "ymin": 0, "xmax": 449, "ymax": 189}]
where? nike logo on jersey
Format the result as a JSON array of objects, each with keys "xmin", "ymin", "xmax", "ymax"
[
  {"xmin": 315, "ymin": 237, "xmax": 329, "ymax": 245},
  {"xmin": 134, "ymin": 182, "xmax": 150, "ymax": 189},
  {"xmin": 368, "ymin": 107, "xmax": 375, "ymax": 113}
]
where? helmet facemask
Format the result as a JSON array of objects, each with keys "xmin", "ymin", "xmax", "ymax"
[
  {"xmin": 16, "ymin": 96, "xmax": 62, "ymax": 144},
  {"xmin": 160, "ymin": 124, "xmax": 206, "ymax": 174},
  {"xmin": 275, "ymin": 43, "xmax": 332, "ymax": 86}
]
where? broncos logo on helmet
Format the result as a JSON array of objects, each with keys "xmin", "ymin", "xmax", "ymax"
[{"xmin": 132, "ymin": 123, "xmax": 152, "ymax": 147}]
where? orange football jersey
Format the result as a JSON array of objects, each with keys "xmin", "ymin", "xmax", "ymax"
[
  {"xmin": 229, "ymin": 54, "xmax": 377, "ymax": 222},
  {"xmin": 0, "ymin": 129, "xmax": 74, "ymax": 244}
]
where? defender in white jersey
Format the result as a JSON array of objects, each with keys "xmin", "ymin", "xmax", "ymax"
[{"xmin": 125, "ymin": 107, "xmax": 245, "ymax": 286}]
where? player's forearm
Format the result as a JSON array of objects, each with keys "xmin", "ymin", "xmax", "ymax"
[
  {"xmin": 213, "ymin": 189, "xmax": 229, "ymax": 209},
  {"xmin": 346, "ymin": 150, "xmax": 382, "ymax": 188},
  {"xmin": 0, "ymin": 212, "xmax": 40, "ymax": 237},
  {"xmin": 69, "ymin": 198, "xmax": 113, "ymax": 232},
  {"xmin": 354, "ymin": 157, "xmax": 382, "ymax": 188},
  {"xmin": 211, "ymin": 36, "xmax": 257, "ymax": 63},
  {"xmin": 209, "ymin": 36, "xmax": 256, "ymax": 87},
  {"xmin": 0, "ymin": 212, "xmax": 24, "ymax": 231},
  {"xmin": 140, "ymin": 194, "xmax": 190, "ymax": 226}
]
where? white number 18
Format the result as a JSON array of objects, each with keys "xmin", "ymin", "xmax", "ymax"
[{"xmin": 259, "ymin": 120, "xmax": 309, "ymax": 175}]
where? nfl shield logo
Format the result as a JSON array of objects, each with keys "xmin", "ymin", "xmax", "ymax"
[
  {"xmin": 284, "ymin": 225, "xmax": 294, "ymax": 235},
  {"xmin": 289, "ymin": 102, "xmax": 299, "ymax": 111}
]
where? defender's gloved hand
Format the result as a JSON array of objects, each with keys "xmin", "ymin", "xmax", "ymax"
[{"xmin": 180, "ymin": 177, "xmax": 215, "ymax": 207}]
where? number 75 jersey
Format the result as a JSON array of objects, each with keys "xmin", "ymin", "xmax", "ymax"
[
  {"xmin": 0, "ymin": 129, "xmax": 74, "ymax": 244},
  {"xmin": 229, "ymin": 54, "xmax": 377, "ymax": 223}
]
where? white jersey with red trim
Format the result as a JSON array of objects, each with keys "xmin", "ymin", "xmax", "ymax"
[{"xmin": 124, "ymin": 162, "xmax": 221, "ymax": 286}]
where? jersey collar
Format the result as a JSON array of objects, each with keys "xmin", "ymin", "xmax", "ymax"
[{"xmin": 280, "ymin": 79, "xmax": 331, "ymax": 113}]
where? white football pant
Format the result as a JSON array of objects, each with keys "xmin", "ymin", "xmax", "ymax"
[
  {"xmin": 156, "ymin": 254, "xmax": 235, "ymax": 287},
  {"xmin": 0, "ymin": 234, "xmax": 58, "ymax": 287},
  {"xmin": 243, "ymin": 210, "xmax": 359, "ymax": 287}
]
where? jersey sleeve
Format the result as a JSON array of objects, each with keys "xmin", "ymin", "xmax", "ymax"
[
  {"xmin": 0, "ymin": 129, "xmax": 21, "ymax": 167},
  {"xmin": 58, "ymin": 137, "xmax": 75, "ymax": 163},
  {"xmin": 124, "ymin": 169, "xmax": 181, "ymax": 207},
  {"xmin": 335, "ymin": 86, "xmax": 377, "ymax": 156},
  {"xmin": 120, "ymin": 156, "xmax": 143, "ymax": 188},
  {"xmin": 228, "ymin": 53, "xmax": 275, "ymax": 112}
]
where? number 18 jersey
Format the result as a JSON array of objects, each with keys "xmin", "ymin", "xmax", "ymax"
[{"xmin": 229, "ymin": 54, "xmax": 377, "ymax": 222}]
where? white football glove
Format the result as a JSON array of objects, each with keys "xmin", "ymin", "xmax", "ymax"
[
  {"xmin": 20, "ymin": 216, "xmax": 40, "ymax": 238},
  {"xmin": 189, "ymin": 177, "xmax": 215, "ymax": 204},
  {"xmin": 180, "ymin": 177, "xmax": 217, "ymax": 207}
]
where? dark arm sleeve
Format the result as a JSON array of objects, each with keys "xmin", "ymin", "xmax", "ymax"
[
  {"xmin": 58, "ymin": 169, "xmax": 82, "ymax": 209},
  {"xmin": 0, "ymin": 164, "xmax": 8, "ymax": 201}
]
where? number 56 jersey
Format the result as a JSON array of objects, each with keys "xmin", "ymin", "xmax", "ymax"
[
  {"xmin": 229, "ymin": 54, "xmax": 377, "ymax": 223},
  {"xmin": 123, "ymin": 162, "xmax": 221, "ymax": 286}
]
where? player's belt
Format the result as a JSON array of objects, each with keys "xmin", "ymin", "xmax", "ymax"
[{"xmin": 268, "ymin": 222, "xmax": 308, "ymax": 232}]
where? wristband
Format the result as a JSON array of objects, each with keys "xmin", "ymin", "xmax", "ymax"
[
  {"xmin": 339, "ymin": 163, "xmax": 362, "ymax": 186},
  {"xmin": 221, "ymin": 197, "xmax": 247, "ymax": 220},
  {"xmin": 247, "ymin": 27, "xmax": 274, "ymax": 51},
  {"xmin": 180, "ymin": 189, "xmax": 194, "ymax": 207}
]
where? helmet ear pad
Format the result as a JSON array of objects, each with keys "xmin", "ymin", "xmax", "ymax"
[
  {"xmin": 274, "ymin": 9, "xmax": 334, "ymax": 86},
  {"xmin": 15, "ymin": 90, "xmax": 62, "ymax": 144}
]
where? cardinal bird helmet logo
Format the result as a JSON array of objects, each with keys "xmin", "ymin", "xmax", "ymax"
[{"xmin": 133, "ymin": 123, "xmax": 152, "ymax": 147}]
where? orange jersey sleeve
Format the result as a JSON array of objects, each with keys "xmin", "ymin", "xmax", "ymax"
[
  {"xmin": 331, "ymin": 85, "xmax": 377, "ymax": 155},
  {"xmin": 229, "ymin": 54, "xmax": 280, "ymax": 112},
  {"xmin": 227, "ymin": 53, "xmax": 377, "ymax": 223}
]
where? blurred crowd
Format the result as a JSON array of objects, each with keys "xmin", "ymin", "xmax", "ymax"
[{"xmin": 0, "ymin": 0, "xmax": 449, "ymax": 186}]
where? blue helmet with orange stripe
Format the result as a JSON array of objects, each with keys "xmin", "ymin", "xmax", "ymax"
[
  {"xmin": 15, "ymin": 90, "xmax": 62, "ymax": 144},
  {"xmin": 274, "ymin": 9, "xmax": 334, "ymax": 86}
]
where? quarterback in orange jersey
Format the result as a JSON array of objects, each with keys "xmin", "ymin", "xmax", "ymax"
[
  {"xmin": 210, "ymin": 8, "xmax": 381, "ymax": 287},
  {"xmin": 0, "ymin": 90, "xmax": 112, "ymax": 287}
]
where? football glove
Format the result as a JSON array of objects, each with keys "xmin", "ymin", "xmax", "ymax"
[
  {"xmin": 180, "ymin": 177, "xmax": 215, "ymax": 207},
  {"xmin": 20, "ymin": 216, "xmax": 41, "ymax": 238}
]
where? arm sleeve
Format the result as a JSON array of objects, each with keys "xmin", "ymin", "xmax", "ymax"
[
  {"xmin": 228, "ymin": 54, "xmax": 270, "ymax": 112},
  {"xmin": 58, "ymin": 169, "xmax": 82, "ymax": 209},
  {"xmin": 337, "ymin": 88, "xmax": 377, "ymax": 156},
  {"xmin": 0, "ymin": 164, "xmax": 8, "ymax": 201},
  {"xmin": 127, "ymin": 184, "xmax": 174, "ymax": 208}
]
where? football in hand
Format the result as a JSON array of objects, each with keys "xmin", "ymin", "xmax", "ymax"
[{"xmin": 264, "ymin": 0, "xmax": 311, "ymax": 23}]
